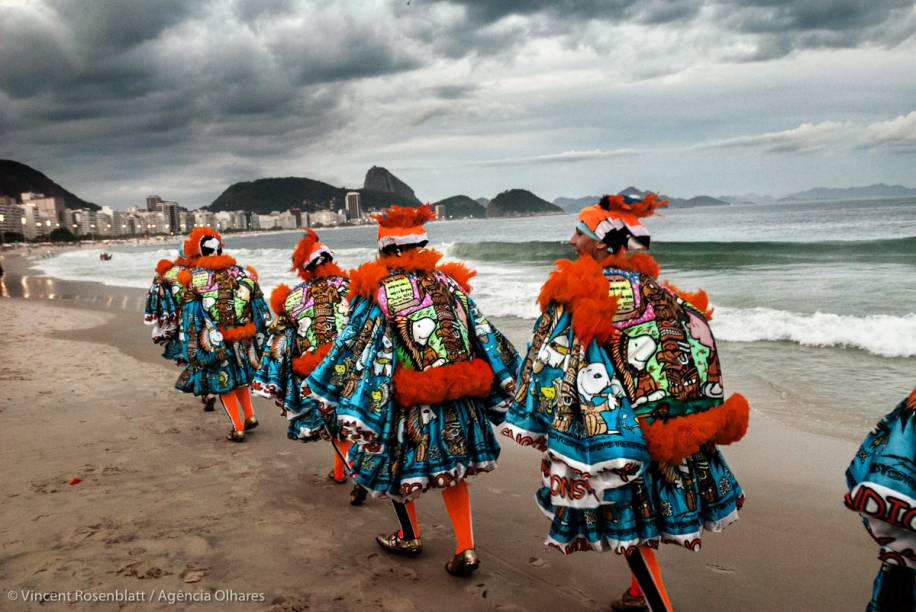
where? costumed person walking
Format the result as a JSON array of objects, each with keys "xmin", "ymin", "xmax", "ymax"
[
  {"xmin": 845, "ymin": 388, "xmax": 916, "ymax": 612},
  {"xmin": 178, "ymin": 226, "xmax": 270, "ymax": 442},
  {"xmin": 144, "ymin": 247, "xmax": 216, "ymax": 412},
  {"xmin": 502, "ymin": 194, "xmax": 750, "ymax": 611},
  {"xmin": 305, "ymin": 204, "xmax": 521, "ymax": 575},
  {"xmin": 251, "ymin": 230, "xmax": 362, "ymax": 502}
]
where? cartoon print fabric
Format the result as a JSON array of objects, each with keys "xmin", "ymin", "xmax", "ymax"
[
  {"xmin": 179, "ymin": 263, "xmax": 270, "ymax": 396},
  {"xmin": 505, "ymin": 262, "xmax": 744, "ymax": 555},
  {"xmin": 253, "ymin": 275, "xmax": 349, "ymax": 441},
  {"xmin": 846, "ymin": 392, "xmax": 916, "ymax": 569},
  {"xmin": 307, "ymin": 262, "xmax": 521, "ymax": 502}
]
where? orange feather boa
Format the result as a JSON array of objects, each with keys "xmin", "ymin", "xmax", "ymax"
[{"xmin": 392, "ymin": 358, "xmax": 494, "ymax": 407}]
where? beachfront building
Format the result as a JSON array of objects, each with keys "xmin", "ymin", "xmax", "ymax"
[
  {"xmin": 193, "ymin": 210, "xmax": 216, "ymax": 229},
  {"xmin": 310, "ymin": 209, "xmax": 345, "ymax": 227},
  {"xmin": 146, "ymin": 195, "xmax": 162, "ymax": 212},
  {"xmin": 0, "ymin": 201, "xmax": 25, "ymax": 242},
  {"xmin": 345, "ymin": 192, "xmax": 361, "ymax": 220},
  {"xmin": 435, "ymin": 204, "xmax": 446, "ymax": 220}
]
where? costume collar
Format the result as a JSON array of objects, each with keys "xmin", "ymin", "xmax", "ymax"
[{"xmin": 195, "ymin": 255, "xmax": 237, "ymax": 271}]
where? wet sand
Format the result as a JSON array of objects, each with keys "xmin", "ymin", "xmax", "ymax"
[{"xmin": 0, "ymin": 252, "xmax": 880, "ymax": 611}]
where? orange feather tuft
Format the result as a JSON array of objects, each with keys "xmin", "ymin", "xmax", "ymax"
[
  {"xmin": 599, "ymin": 192, "xmax": 669, "ymax": 219},
  {"xmin": 640, "ymin": 393, "xmax": 750, "ymax": 464},
  {"xmin": 436, "ymin": 261, "xmax": 476, "ymax": 294},
  {"xmin": 538, "ymin": 256, "xmax": 619, "ymax": 346},
  {"xmin": 219, "ymin": 321, "xmax": 257, "ymax": 342},
  {"xmin": 905, "ymin": 388, "xmax": 916, "ymax": 410},
  {"xmin": 308, "ymin": 261, "xmax": 347, "ymax": 280},
  {"xmin": 194, "ymin": 255, "xmax": 236, "ymax": 270},
  {"xmin": 155, "ymin": 259, "xmax": 174, "ymax": 276},
  {"xmin": 270, "ymin": 284, "xmax": 291, "ymax": 317},
  {"xmin": 662, "ymin": 281, "xmax": 714, "ymax": 320},
  {"xmin": 290, "ymin": 229, "xmax": 323, "ymax": 278},
  {"xmin": 372, "ymin": 203, "xmax": 436, "ymax": 228},
  {"xmin": 177, "ymin": 269, "xmax": 193, "ymax": 287},
  {"xmin": 245, "ymin": 265, "xmax": 258, "ymax": 281},
  {"xmin": 183, "ymin": 226, "xmax": 222, "ymax": 259},
  {"xmin": 291, "ymin": 343, "xmax": 332, "ymax": 378},
  {"xmin": 347, "ymin": 260, "xmax": 389, "ymax": 300},
  {"xmin": 393, "ymin": 358, "xmax": 494, "ymax": 407}
]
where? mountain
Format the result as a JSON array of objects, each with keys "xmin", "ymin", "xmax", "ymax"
[
  {"xmin": 475, "ymin": 197, "xmax": 490, "ymax": 207},
  {"xmin": 364, "ymin": 166, "xmax": 421, "ymax": 205},
  {"xmin": 208, "ymin": 177, "xmax": 344, "ymax": 213},
  {"xmin": 208, "ymin": 174, "xmax": 420, "ymax": 214},
  {"xmin": 0, "ymin": 159, "xmax": 100, "ymax": 210},
  {"xmin": 780, "ymin": 184, "xmax": 916, "ymax": 202},
  {"xmin": 433, "ymin": 195, "xmax": 486, "ymax": 219},
  {"xmin": 554, "ymin": 188, "xmax": 729, "ymax": 212},
  {"xmin": 553, "ymin": 196, "xmax": 599, "ymax": 213},
  {"xmin": 487, "ymin": 189, "xmax": 563, "ymax": 217},
  {"xmin": 717, "ymin": 193, "xmax": 778, "ymax": 205}
]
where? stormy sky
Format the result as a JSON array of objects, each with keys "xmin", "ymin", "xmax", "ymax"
[{"xmin": 1, "ymin": 0, "xmax": 915, "ymax": 208}]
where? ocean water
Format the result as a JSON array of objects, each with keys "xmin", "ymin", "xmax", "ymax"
[{"xmin": 34, "ymin": 197, "xmax": 916, "ymax": 439}]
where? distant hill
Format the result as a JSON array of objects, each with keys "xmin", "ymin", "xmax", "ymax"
[
  {"xmin": 433, "ymin": 195, "xmax": 486, "ymax": 219},
  {"xmin": 487, "ymin": 189, "xmax": 562, "ymax": 217},
  {"xmin": 717, "ymin": 193, "xmax": 778, "ymax": 205},
  {"xmin": 554, "ymin": 188, "xmax": 729, "ymax": 212},
  {"xmin": 553, "ymin": 196, "xmax": 599, "ymax": 213},
  {"xmin": 0, "ymin": 159, "xmax": 100, "ymax": 210},
  {"xmin": 364, "ymin": 166, "xmax": 421, "ymax": 205},
  {"xmin": 208, "ymin": 172, "xmax": 420, "ymax": 214},
  {"xmin": 475, "ymin": 197, "xmax": 490, "ymax": 207},
  {"xmin": 780, "ymin": 184, "xmax": 916, "ymax": 202}
]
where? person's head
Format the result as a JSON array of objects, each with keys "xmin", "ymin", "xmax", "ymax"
[
  {"xmin": 291, "ymin": 228, "xmax": 334, "ymax": 279},
  {"xmin": 184, "ymin": 226, "xmax": 223, "ymax": 259},
  {"xmin": 373, "ymin": 204, "xmax": 435, "ymax": 254},
  {"xmin": 572, "ymin": 193, "xmax": 666, "ymax": 260}
]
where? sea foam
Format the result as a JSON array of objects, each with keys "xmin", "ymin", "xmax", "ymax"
[{"xmin": 713, "ymin": 307, "xmax": 916, "ymax": 358}]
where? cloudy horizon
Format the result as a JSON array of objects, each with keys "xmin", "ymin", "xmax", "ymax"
[{"xmin": 1, "ymin": 0, "xmax": 915, "ymax": 209}]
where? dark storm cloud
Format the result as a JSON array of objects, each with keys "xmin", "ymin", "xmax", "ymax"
[{"xmin": 1, "ymin": 0, "xmax": 914, "ymax": 207}]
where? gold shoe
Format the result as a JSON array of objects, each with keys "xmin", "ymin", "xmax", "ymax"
[
  {"xmin": 610, "ymin": 590, "xmax": 649, "ymax": 611},
  {"xmin": 375, "ymin": 531, "xmax": 423, "ymax": 556},
  {"xmin": 243, "ymin": 416, "xmax": 258, "ymax": 430},
  {"xmin": 350, "ymin": 484, "xmax": 368, "ymax": 506},
  {"xmin": 227, "ymin": 430, "xmax": 246, "ymax": 442},
  {"xmin": 445, "ymin": 548, "xmax": 480, "ymax": 576}
]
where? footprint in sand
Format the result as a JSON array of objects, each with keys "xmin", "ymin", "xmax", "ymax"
[
  {"xmin": 527, "ymin": 556, "xmax": 549, "ymax": 568},
  {"xmin": 706, "ymin": 563, "xmax": 736, "ymax": 574},
  {"xmin": 467, "ymin": 582, "xmax": 488, "ymax": 599}
]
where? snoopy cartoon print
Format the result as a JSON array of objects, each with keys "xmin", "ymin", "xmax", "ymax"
[
  {"xmin": 533, "ymin": 334, "xmax": 570, "ymax": 373},
  {"xmin": 576, "ymin": 361, "xmax": 623, "ymax": 437}
]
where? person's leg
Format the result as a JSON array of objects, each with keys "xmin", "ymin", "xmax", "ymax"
[
  {"xmin": 331, "ymin": 439, "xmax": 353, "ymax": 482},
  {"xmin": 219, "ymin": 392, "xmax": 244, "ymax": 439},
  {"xmin": 623, "ymin": 547, "xmax": 672, "ymax": 612},
  {"xmin": 235, "ymin": 386, "xmax": 256, "ymax": 423},
  {"xmin": 440, "ymin": 481, "xmax": 474, "ymax": 553},
  {"xmin": 377, "ymin": 500, "xmax": 423, "ymax": 555}
]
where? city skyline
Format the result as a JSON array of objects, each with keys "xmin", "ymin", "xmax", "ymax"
[{"xmin": 1, "ymin": 0, "xmax": 915, "ymax": 209}]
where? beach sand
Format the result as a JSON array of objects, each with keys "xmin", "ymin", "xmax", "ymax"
[{"xmin": 0, "ymin": 253, "xmax": 880, "ymax": 611}]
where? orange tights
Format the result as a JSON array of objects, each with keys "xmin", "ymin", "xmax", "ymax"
[
  {"xmin": 399, "ymin": 481, "xmax": 474, "ymax": 554},
  {"xmin": 331, "ymin": 439, "xmax": 353, "ymax": 481},
  {"xmin": 628, "ymin": 547, "xmax": 672, "ymax": 611},
  {"xmin": 220, "ymin": 387, "xmax": 254, "ymax": 432}
]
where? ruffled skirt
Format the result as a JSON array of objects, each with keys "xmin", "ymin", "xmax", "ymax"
[
  {"xmin": 340, "ymin": 398, "xmax": 500, "ymax": 501},
  {"xmin": 535, "ymin": 443, "xmax": 743, "ymax": 555}
]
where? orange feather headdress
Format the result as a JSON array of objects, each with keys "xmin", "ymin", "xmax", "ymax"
[
  {"xmin": 577, "ymin": 193, "xmax": 668, "ymax": 251},
  {"xmin": 290, "ymin": 228, "xmax": 335, "ymax": 280},
  {"xmin": 371, "ymin": 204, "xmax": 436, "ymax": 250},
  {"xmin": 183, "ymin": 226, "xmax": 223, "ymax": 259}
]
